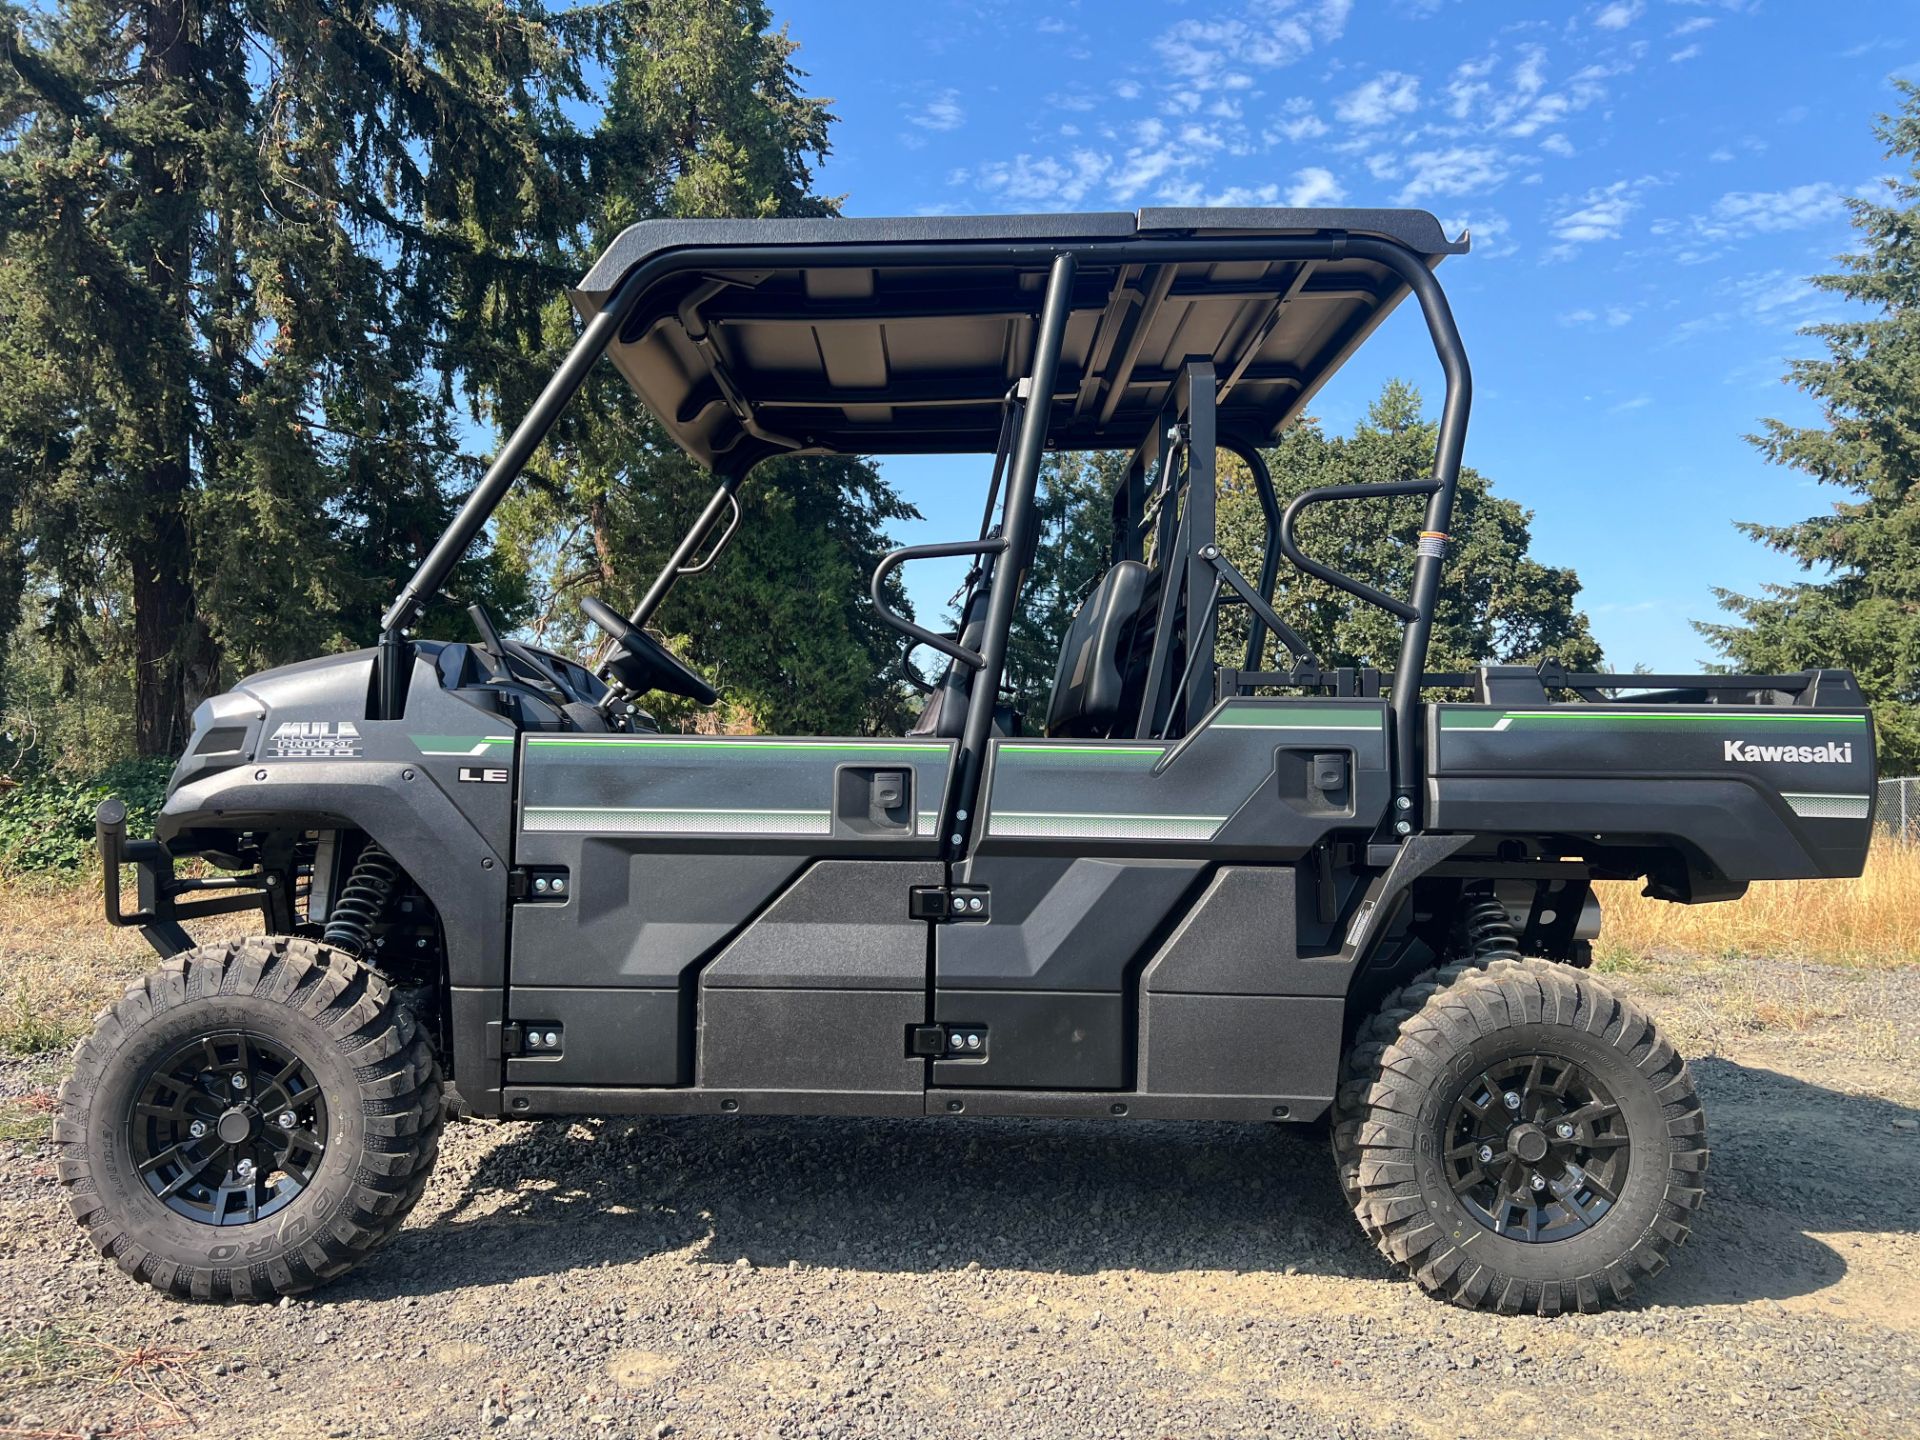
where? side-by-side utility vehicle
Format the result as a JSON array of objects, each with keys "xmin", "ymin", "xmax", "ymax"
[{"xmin": 63, "ymin": 210, "xmax": 1876, "ymax": 1312}]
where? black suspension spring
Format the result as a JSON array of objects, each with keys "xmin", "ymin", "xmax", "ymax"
[
  {"xmin": 1462, "ymin": 890, "xmax": 1521, "ymax": 961},
  {"xmin": 322, "ymin": 842, "xmax": 401, "ymax": 956}
]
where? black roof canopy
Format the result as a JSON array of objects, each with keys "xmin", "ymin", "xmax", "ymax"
[{"xmin": 570, "ymin": 208, "xmax": 1468, "ymax": 474}]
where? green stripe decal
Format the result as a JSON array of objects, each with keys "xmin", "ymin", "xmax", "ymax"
[
  {"xmin": 524, "ymin": 737, "xmax": 945, "ymax": 753},
  {"xmin": 1442, "ymin": 710, "xmax": 1869, "ymax": 731},
  {"xmin": 412, "ymin": 734, "xmax": 515, "ymax": 755},
  {"xmin": 999, "ymin": 744, "xmax": 1165, "ymax": 760},
  {"xmin": 1211, "ymin": 705, "xmax": 1383, "ymax": 730}
]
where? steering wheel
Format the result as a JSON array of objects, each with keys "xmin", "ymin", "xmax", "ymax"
[{"xmin": 581, "ymin": 597, "xmax": 718, "ymax": 705}]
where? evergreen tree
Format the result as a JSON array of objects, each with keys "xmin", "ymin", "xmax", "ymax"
[
  {"xmin": 1699, "ymin": 83, "xmax": 1920, "ymax": 773},
  {"xmin": 0, "ymin": 0, "xmax": 594, "ymax": 753},
  {"xmin": 986, "ymin": 382, "xmax": 1599, "ymax": 727},
  {"xmin": 1221, "ymin": 381, "xmax": 1604, "ymax": 675},
  {"xmin": 491, "ymin": 4, "xmax": 924, "ymax": 736}
]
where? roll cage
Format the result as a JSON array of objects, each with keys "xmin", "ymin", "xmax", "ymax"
[{"xmin": 376, "ymin": 209, "xmax": 1479, "ymax": 856}]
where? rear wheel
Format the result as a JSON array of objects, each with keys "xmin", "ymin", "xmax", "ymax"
[
  {"xmin": 55, "ymin": 937, "xmax": 441, "ymax": 1300},
  {"xmin": 1332, "ymin": 957, "xmax": 1706, "ymax": 1314}
]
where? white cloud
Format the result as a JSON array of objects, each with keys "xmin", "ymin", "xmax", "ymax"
[
  {"xmin": 1541, "ymin": 133, "xmax": 1576, "ymax": 157},
  {"xmin": 1205, "ymin": 183, "xmax": 1283, "ymax": 207},
  {"xmin": 907, "ymin": 89, "xmax": 966, "ymax": 132},
  {"xmin": 973, "ymin": 149, "xmax": 1110, "ymax": 207},
  {"xmin": 1115, "ymin": 80, "xmax": 1142, "ymax": 101},
  {"xmin": 1270, "ymin": 112, "xmax": 1330, "ymax": 143},
  {"xmin": 1394, "ymin": 146, "xmax": 1510, "ymax": 203},
  {"xmin": 1152, "ymin": 0, "xmax": 1351, "ymax": 87},
  {"xmin": 1286, "ymin": 166, "xmax": 1347, "ymax": 206},
  {"xmin": 1550, "ymin": 178, "xmax": 1655, "ymax": 250},
  {"xmin": 1593, "ymin": 1, "xmax": 1643, "ymax": 31},
  {"xmin": 1608, "ymin": 393, "xmax": 1653, "ymax": 413},
  {"xmin": 1672, "ymin": 16, "xmax": 1715, "ymax": 36},
  {"xmin": 1047, "ymin": 91, "xmax": 1098, "ymax": 113},
  {"xmin": 1559, "ymin": 305, "xmax": 1635, "ymax": 327},
  {"xmin": 1440, "ymin": 212, "xmax": 1516, "ymax": 258},
  {"xmin": 1334, "ymin": 71, "xmax": 1421, "ymax": 127},
  {"xmin": 1701, "ymin": 182, "xmax": 1847, "ymax": 237},
  {"xmin": 1670, "ymin": 44, "xmax": 1702, "ymax": 63}
]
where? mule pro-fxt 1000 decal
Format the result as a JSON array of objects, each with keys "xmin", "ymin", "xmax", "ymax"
[{"xmin": 1433, "ymin": 707, "xmax": 1873, "ymax": 821}]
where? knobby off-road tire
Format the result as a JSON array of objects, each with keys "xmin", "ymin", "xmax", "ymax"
[
  {"xmin": 54, "ymin": 937, "xmax": 442, "ymax": 1301},
  {"xmin": 1332, "ymin": 956, "xmax": 1707, "ymax": 1315}
]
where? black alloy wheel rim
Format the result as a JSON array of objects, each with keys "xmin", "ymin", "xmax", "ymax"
[
  {"xmin": 1444, "ymin": 1053, "xmax": 1631, "ymax": 1244},
  {"xmin": 128, "ymin": 1030, "xmax": 329, "ymax": 1226}
]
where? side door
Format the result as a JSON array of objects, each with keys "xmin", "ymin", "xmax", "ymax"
[
  {"xmin": 931, "ymin": 698, "xmax": 1391, "ymax": 1095},
  {"xmin": 505, "ymin": 733, "xmax": 954, "ymax": 1101}
]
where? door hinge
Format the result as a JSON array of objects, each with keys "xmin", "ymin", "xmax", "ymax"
[
  {"xmin": 909, "ymin": 885, "xmax": 990, "ymax": 922},
  {"xmin": 509, "ymin": 867, "xmax": 570, "ymax": 901}
]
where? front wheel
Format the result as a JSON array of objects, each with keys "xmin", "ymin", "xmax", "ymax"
[
  {"xmin": 1333, "ymin": 957, "xmax": 1707, "ymax": 1314},
  {"xmin": 54, "ymin": 937, "xmax": 442, "ymax": 1300}
]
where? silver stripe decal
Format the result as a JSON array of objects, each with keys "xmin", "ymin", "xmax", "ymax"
[
  {"xmin": 523, "ymin": 807, "xmax": 830, "ymax": 835},
  {"xmin": 988, "ymin": 811, "xmax": 1225, "ymax": 840},
  {"xmin": 1781, "ymin": 793, "xmax": 1871, "ymax": 820}
]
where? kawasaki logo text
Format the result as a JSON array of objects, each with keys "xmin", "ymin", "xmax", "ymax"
[{"xmin": 1723, "ymin": 740, "xmax": 1853, "ymax": 764}]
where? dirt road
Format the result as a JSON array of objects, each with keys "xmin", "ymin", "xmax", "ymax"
[{"xmin": 1, "ymin": 954, "xmax": 1916, "ymax": 1440}]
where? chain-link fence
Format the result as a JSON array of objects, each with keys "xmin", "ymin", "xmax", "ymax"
[{"xmin": 1879, "ymin": 776, "xmax": 1919, "ymax": 841}]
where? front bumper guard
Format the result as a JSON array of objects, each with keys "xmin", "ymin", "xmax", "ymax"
[{"xmin": 95, "ymin": 798, "xmax": 272, "ymax": 958}]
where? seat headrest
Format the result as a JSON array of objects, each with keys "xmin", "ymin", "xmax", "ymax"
[{"xmin": 1044, "ymin": 560, "xmax": 1152, "ymax": 739}]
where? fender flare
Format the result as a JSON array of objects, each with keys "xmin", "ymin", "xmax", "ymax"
[{"xmin": 157, "ymin": 760, "xmax": 511, "ymax": 991}]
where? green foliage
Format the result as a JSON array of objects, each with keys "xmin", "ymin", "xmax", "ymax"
[
  {"xmin": 491, "ymin": 4, "xmax": 918, "ymax": 737},
  {"xmin": 1220, "ymin": 381, "xmax": 1603, "ymax": 675},
  {"xmin": 1700, "ymin": 83, "xmax": 1920, "ymax": 774},
  {"xmin": 981, "ymin": 382, "xmax": 1600, "ymax": 728},
  {"xmin": 0, "ymin": 755, "xmax": 171, "ymax": 873}
]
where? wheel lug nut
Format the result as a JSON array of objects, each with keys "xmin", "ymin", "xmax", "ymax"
[
  {"xmin": 236, "ymin": 1159, "xmax": 255, "ymax": 1179},
  {"xmin": 1502, "ymin": 1091, "xmax": 1521, "ymax": 1111},
  {"xmin": 231, "ymin": 1073, "xmax": 247, "ymax": 1090},
  {"xmin": 1555, "ymin": 1121, "xmax": 1575, "ymax": 1139},
  {"xmin": 188, "ymin": 1121, "xmax": 207, "ymax": 1139},
  {"xmin": 1530, "ymin": 1174, "xmax": 1546, "ymax": 1192},
  {"xmin": 277, "ymin": 1111, "xmax": 297, "ymax": 1129},
  {"xmin": 1477, "ymin": 1145, "xmax": 1494, "ymax": 1163}
]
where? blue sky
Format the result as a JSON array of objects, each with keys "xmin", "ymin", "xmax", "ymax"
[{"xmin": 770, "ymin": 0, "xmax": 1916, "ymax": 671}]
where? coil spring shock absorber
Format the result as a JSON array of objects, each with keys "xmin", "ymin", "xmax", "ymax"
[
  {"xmin": 1462, "ymin": 889, "xmax": 1521, "ymax": 962},
  {"xmin": 322, "ymin": 842, "xmax": 400, "ymax": 956}
]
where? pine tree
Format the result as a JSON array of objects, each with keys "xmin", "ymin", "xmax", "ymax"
[
  {"xmin": 1, "ymin": 0, "xmax": 596, "ymax": 753},
  {"xmin": 491, "ymin": 3, "xmax": 924, "ymax": 737},
  {"xmin": 1220, "ymin": 381, "xmax": 1603, "ymax": 675},
  {"xmin": 1699, "ymin": 83, "xmax": 1920, "ymax": 773}
]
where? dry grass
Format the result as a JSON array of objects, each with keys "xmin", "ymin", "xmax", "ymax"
[
  {"xmin": 0, "ymin": 1325, "xmax": 206, "ymax": 1437},
  {"xmin": 1596, "ymin": 836, "xmax": 1920, "ymax": 969},
  {"xmin": 0, "ymin": 872, "xmax": 171, "ymax": 1061}
]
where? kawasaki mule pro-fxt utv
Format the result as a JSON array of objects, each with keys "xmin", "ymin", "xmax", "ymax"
[{"xmin": 67, "ymin": 210, "xmax": 1875, "ymax": 1312}]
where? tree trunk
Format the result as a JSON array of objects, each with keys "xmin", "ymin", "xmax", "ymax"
[{"xmin": 129, "ymin": 0, "xmax": 215, "ymax": 758}]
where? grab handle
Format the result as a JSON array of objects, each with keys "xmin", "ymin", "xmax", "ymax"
[{"xmin": 870, "ymin": 538, "xmax": 1008, "ymax": 669}]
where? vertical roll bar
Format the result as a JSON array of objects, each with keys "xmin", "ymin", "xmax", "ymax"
[
  {"xmin": 944, "ymin": 253, "xmax": 1078, "ymax": 855},
  {"xmin": 1344, "ymin": 239, "xmax": 1473, "ymax": 815}
]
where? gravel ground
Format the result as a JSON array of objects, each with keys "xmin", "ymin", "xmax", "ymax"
[{"xmin": 0, "ymin": 954, "xmax": 1915, "ymax": 1440}]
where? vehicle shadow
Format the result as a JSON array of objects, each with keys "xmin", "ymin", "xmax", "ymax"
[{"xmin": 336, "ymin": 1057, "xmax": 1919, "ymax": 1310}]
